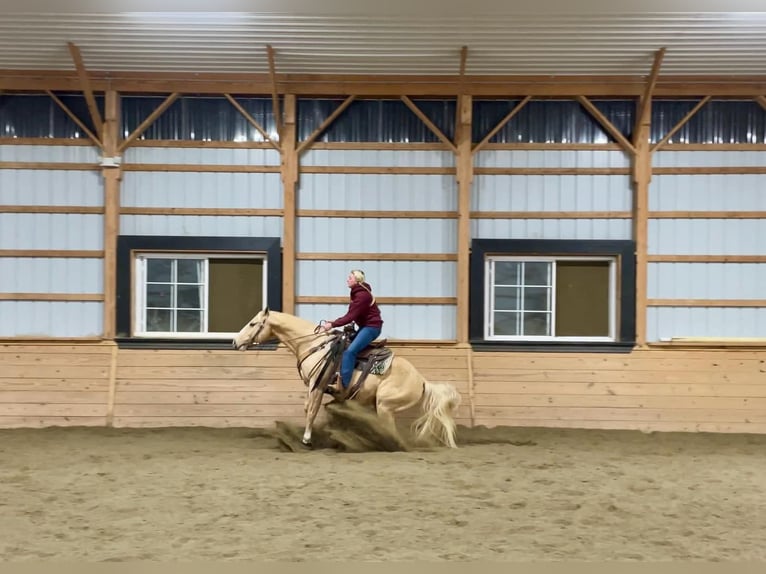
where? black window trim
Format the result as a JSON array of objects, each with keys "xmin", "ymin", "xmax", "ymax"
[
  {"xmin": 115, "ymin": 235, "xmax": 281, "ymax": 349},
  {"xmin": 470, "ymin": 238, "xmax": 636, "ymax": 353}
]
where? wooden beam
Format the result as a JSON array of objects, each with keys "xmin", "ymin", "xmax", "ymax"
[
  {"xmin": 102, "ymin": 89, "xmax": 121, "ymax": 340},
  {"xmin": 297, "ymin": 296, "xmax": 456, "ymax": 305},
  {"xmin": 634, "ymin": 47, "xmax": 666, "ymax": 139},
  {"xmin": 0, "ymin": 250, "xmax": 103, "ymax": 258},
  {"xmin": 472, "ymin": 95, "xmax": 532, "ymax": 155},
  {"xmin": 67, "ymin": 42, "xmax": 103, "ymax": 141},
  {"xmin": 470, "ymin": 211, "xmax": 631, "ymax": 219},
  {"xmin": 647, "ymin": 255, "xmax": 766, "ymax": 263},
  {"xmin": 400, "ymin": 96, "xmax": 458, "ymax": 154},
  {"xmin": 117, "ymin": 93, "xmax": 180, "ymax": 153},
  {"xmin": 120, "ymin": 207, "xmax": 283, "ymax": 217},
  {"xmin": 296, "ymin": 95, "xmax": 356, "ymax": 155},
  {"xmin": 0, "ymin": 293, "xmax": 104, "ymax": 302},
  {"xmin": 456, "ymin": 94, "xmax": 472, "ymax": 344},
  {"xmin": 45, "ymin": 90, "xmax": 102, "ymax": 149},
  {"xmin": 224, "ymin": 94, "xmax": 280, "ymax": 151},
  {"xmin": 456, "ymin": 46, "xmax": 468, "ymax": 130},
  {"xmin": 296, "ymin": 210, "xmax": 457, "ymax": 219},
  {"xmin": 267, "ymin": 45, "xmax": 283, "ymax": 139},
  {"xmin": 281, "ymin": 94, "xmax": 298, "ymax": 314},
  {"xmin": 6, "ymin": 71, "xmax": 766, "ymax": 97},
  {"xmin": 651, "ymin": 96, "xmax": 711, "ymax": 152},
  {"xmin": 0, "ymin": 206, "xmax": 103, "ymax": 214},
  {"xmin": 296, "ymin": 253, "xmax": 457, "ymax": 261},
  {"xmin": 576, "ymin": 95, "xmax": 636, "ymax": 155},
  {"xmin": 755, "ymin": 95, "xmax": 766, "ymax": 112}
]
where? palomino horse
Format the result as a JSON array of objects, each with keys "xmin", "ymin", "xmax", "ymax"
[{"xmin": 232, "ymin": 308, "xmax": 461, "ymax": 448}]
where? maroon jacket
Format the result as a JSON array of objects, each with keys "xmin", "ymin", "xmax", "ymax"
[{"xmin": 330, "ymin": 282, "xmax": 383, "ymax": 329}]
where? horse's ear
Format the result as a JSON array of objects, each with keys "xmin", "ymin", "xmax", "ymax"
[{"xmin": 263, "ymin": 306, "xmax": 270, "ymax": 316}]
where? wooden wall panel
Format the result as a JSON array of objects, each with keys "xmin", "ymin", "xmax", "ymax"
[
  {"xmin": 1, "ymin": 343, "xmax": 764, "ymax": 435},
  {"xmin": 0, "ymin": 343, "xmax": 112, "ymax": 427},
  {"xmin": 472, "ymin": 348, "xmax": 766, "ymax": 433}
]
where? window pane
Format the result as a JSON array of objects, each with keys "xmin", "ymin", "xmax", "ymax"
[
  {"xmin": 147, "ymin": 259, "xmax": 172, "ymax": 282},
  {"xmin": 494, "ymin": 286, "xmax": 520, "ymax": 311},
  {"xmin": 523, "ymin": 312, "xmax": 550, "ymax": 336},
  {"xmin": 493, "ymin": 312, "xmax": 519, "ymax": 336},
  {"xmin": 176, "ymin": 310, "xmax": 202, "ymax": 332},
  {"xmin": 177, "ymin": 259, "xmax": 203, "ymax": 283},
  {"xmin": 494, "ymin": 261, "xmax": 520, "ymax": 285},
  {"xmin": 146, "ymin": 309, "xmax": 172, "ymax": 332},
  {"xmin": 555, "ymin": 261, "xmax": 611, "ymax": 337},
  {"xmin": 146, "ymin": 283, "xmax": 172, "ymax": 308},
  {"xmin": 524, "ymin": 287, "xmax": 550, "ymax": 311},
  {"xmin": 208, "ymin": 258, "xmax": 264, "ymax": 332},
  {"xmin": 524, "ymin": 262, "xmax": 551, "ymax": 286},
  {"xmin": 176, "ymin": 285, "xmax": 202, "ymax": 309}
]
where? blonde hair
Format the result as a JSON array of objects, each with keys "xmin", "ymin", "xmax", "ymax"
[
  {"xmin": 350, "ymin": 269, "xmax": 375, "ymax": 305},
  {"xmin": 350, "ymin": 269, "xmax": 366, "ymax": 284}
]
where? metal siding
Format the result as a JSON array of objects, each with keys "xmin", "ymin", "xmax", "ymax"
[
  {"xmin": 296, "ymin": 261, "xmax": 456, "ymax": 297},
  {"xmin": 296, "ymin": 304, "xmax": 456, "ymax": 340},
  {"xmin": 0, "ymin": 301, "xmax": 102, "ymax": 337},
  {"xmin": 653, "ymin": 151, "xmax": 766, "ymax": 168},
  {"xmin": 297, "ymin": 218, "xmax": 456, "ymax": 253},
  {"xmin": 0, "ymin": 144, "xmax": 100, "ymax": 163},
  {"xmin": 301, "ymin": 149, "xmax": 454, "ymax": 167},
  {"xmin": 651, "ymin": 174, "xmax": 766, "ymax": 211},
  {"xmin": 119, "ymin": 215, "xmax": 283, "ymax": 237},
  {"xmin": 649, "ymin": 263, "xmax": 766, "ymax": 299},
  {"xmin": 0, "ymin": 170, "xmax": 102, "ymax": 206},
  {"xmin": 475, "ymin": 150, "xmax": 630, "ymax": 169},
  {"xmin": 0, "ymin": 214, "xmax": 103, "ymax": 249},
  {"xmin": 121, "ymin": 172, "xmax": 282, "ymax": 209},
  {"xmin": 648, "ymin": 219, "xmax": 765, "ymax": 255},
  {"xmin": 123, "ymin": 147, "xmax": 280, "ymax": 166},
  {"xmin": 298, "ymin": 173, "xmax": 455, "ymax": 211},
  {"xmin": 647, "ymin": 308, "xmax": 766, "ymax": 341},
  {"xmin": 470, "ymin": 218, "xmax": 632, "ymax": 240},
  {"xmin": 0, "ymin": 258, "xmax": 102, "ymax": 294}
]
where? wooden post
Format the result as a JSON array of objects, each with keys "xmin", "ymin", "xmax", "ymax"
[
  {"xmin": 102, "ymin": 90, "xmax": 121, "ymax": 339},
  {"xmin": 456, "ymin": 94, "xmax": 472, "ymax": 343},
  {"xmin": 281, "ymin": 94, "xmax": 298, "ymax": 314}
]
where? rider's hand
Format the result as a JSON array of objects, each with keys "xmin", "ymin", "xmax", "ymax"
[{"xmin": 322, "ymin": 321, "xmax": 333, "ymax": 331}]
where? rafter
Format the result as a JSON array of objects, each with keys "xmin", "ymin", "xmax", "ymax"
[
  {"xmin": 633, "ymin": 47, "xmax": 666, "ymax": 142},
  {"xmin": 118, "ymin": 93, "xmax": 180, "ymax": 153},
  {"xmin": 472, "ymin": 95, "xmax": 532, "ymax": 155},
  {"xmin": 267, "ymin": 45, "xmax": 283, "ymax": 139},
  {"xmin": 296, "ymin": 95, "xmax": 356, "ymax": 155},
  {"xmin": 401, "ymin": 95, "xmax": 457, "ymax": 154},
  {"xmin": 67, "ymin": 42, "xmax": 103, "ymax": 141},
  {"xmin": 576, "ymin": 95, "xmax": 636, "ymax": 155},
  {"xmin": 45, "ymin": 90, "xmax": 102, "ymax": 149},
  {"xmin": 651, "ymin": 96, "xmax": 711, "ymax": 152},
  {"xmin": 224, "ymin": 94, "xmax": 280, "ymax": 151}
]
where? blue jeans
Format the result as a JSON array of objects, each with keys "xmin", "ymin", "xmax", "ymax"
[{"xmin": 340, "ymin": 326, "xmax": 381, "ymax": 388}]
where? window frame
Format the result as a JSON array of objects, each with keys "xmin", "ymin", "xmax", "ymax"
[
  {"xmin": 470, "ymin": 239, "xmax": 636, "ymax": 351},
  {"xmin": 116, "ymin": 236, "xmax": 281, "ymax": 348},
  {"xmin": 484, "ymin": 255, "xmax": 617, "ymax": 342},
  {"xmin": 133, "ymin": 252, "xmax": 268, "ymax": 339}
]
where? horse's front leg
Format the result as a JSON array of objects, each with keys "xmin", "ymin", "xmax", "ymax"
[{"xmin": 302, "ymin": 387, "xmax": 324, "ymax": 446}]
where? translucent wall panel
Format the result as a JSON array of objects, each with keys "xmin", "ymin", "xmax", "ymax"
[
  {"xmin": 647, "ymin": 307, "xmax": 766, "ymax": 341},
  {"xmin": 0, "ymin": 301, "xmax": 102, "ymax": 337}
]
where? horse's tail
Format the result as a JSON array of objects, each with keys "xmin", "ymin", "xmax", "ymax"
[{"xmin": 412, "ymin": 380, "xmax": 461, "ymax": 448}]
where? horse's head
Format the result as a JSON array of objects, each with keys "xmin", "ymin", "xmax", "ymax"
[{"xmin": 232, "ymin": 307, "xmax": 274, "ymax": 351}]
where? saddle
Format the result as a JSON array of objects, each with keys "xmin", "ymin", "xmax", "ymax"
[{"xmin": 302, "ymin": 324, "xmax": 394, "ymax": 401}]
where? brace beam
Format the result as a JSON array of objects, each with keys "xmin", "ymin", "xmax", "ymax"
[
  {"xmin": 267, "ymin": 45, "xmax": 283, "ymax": 139},
  {"xmin": 296, "ymin": 95, "xmax": 356, "ymax": 155},
  {"xmin": 118, "ymin": 93, "xmax": 180, "ymax": 152},
  {"xmin": 401, "ymin": 95, "xmax": 457, "ymax": 153},
  {"xmin": 651, "ymin": 96, "xmax": 711, "ymax": 152},
  {"xmin": 46, "ymin": 90, "xmax": 102, "ymax": 149},
  {"xmin": 577, "ymin": 95, "xmax": 636, "ymax": 155},
  {"xmin": 472, "ymin": 95, "xmax": 532, "ymax": 155},
  {"xmin": 67, "ymin": 42, "xmax": 103, "ymax": 141},
  {"xmin": 634, "ymin": 48, "xmax": 666, "ymax": 138},
  {"xmin": 224, "ymin": 94, "xmax": 280, "ymax": 151}
]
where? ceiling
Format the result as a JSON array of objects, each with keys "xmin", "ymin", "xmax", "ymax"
[{"xmin": 3, "ymin": 1, "xmax": 766, "ymax": 76}]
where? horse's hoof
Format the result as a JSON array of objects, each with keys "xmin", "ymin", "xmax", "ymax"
[{"xmin": 301, "ymin": 438, "xmax": 312, "ymax": 448}]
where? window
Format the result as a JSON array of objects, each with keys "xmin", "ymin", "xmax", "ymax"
[
  {"xmin": 116, "ymin": 236, "xmax": 281, "ymax": 345},
  {"xmin": 470, "ymin": 239, "xmax": 635, "ymax": 349},
  {"xmin": 485, "ymin": 257, "xmax": 616, "ymax": 341},
  {"xmin": 134, "ymin": 254, "xmax": 266, "ymax": 338}
]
